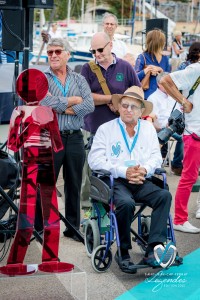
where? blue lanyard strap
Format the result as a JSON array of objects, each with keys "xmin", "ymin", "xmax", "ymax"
[
  {"xmin": 52, "ymin": 76, "xmax": 70, "ymax": 97},
  {"xmin": 118, "ymin": 118, "xmax": 140, "ymax": 154}
]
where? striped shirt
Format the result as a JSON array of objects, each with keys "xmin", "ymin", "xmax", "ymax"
[{"xmin": 40, "ymin": 66, "xmax": 94, "ymax": 131}]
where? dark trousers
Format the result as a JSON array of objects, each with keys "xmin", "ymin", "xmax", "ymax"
[
  {"xmin": 111, "ymin": 178, "xmax": 172, "ymax": 250},
  {"xmin": 53, "ymin": 131, "xmax": 85, "ymax": 230}
]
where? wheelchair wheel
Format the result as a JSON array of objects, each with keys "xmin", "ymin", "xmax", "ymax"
[
  {"xmin": 91, "ymin": 245, "xmax": 112, "ymax": 273},
  {"xmin": 84, "ymin": 219, "xmax": 100, "ymax": 258},
  {"xmin": 139, "ymin": 216, "xmax": 151, "ymax": 254}
]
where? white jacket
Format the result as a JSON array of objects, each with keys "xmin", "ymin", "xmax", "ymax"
[{"xmin": 88, "ymin": 118, "xmax": 162, "ymax": 179}]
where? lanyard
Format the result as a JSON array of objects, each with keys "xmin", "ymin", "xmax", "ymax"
[
  {"xmin": 118, "ymin": 118, "xmax": 140, "ymax": 155},
  {"xmin": 52, "ymin": 76, "xmax": 70, "ymax": 96}
]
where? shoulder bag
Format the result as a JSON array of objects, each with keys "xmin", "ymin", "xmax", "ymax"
[
  {"xmin": 88, "ymin": 61, "xmax": 111, "ymax": 95},
  {"xmin": 140, "ymin": 53, "xmax": 151, "ymax": 90}
]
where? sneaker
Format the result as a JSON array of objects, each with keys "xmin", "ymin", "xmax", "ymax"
[
  {"xmin": 196, "ymin": 208, "xmax": 200, "ymax": 219},
  {"xmin": 173, "ymin": 221, "xmax": 200, "ymax": 233}
]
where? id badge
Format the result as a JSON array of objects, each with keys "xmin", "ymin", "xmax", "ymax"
[{"xmin": 124, "ymin": 160, "xmax": 137, "ymax": 167}]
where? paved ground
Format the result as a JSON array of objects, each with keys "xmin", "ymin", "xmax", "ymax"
[{"xmin": 0, "ymin": 147, "xmax": 200, "ymax": 300}]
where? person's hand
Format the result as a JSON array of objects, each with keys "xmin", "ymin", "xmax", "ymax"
[
  {"xmin": 74, "ymin": 96, "xmax": 83, "ymax": 105},
  {"xmin": 144, "ymin": 65, "xmax": 162, "ymax": 76},
  {"xmin": 41, "ymin": 30, "xmax": 50, "ymax": 43},
  {"xmin": 182, "ymin": 98, "xmax": 193, "ymax": 113},
  {"xmin": 144, "ymin": 65, "xmax": 153, "ymax": 74},
  {"xmin": 68, "ymin": 96, "xmax": 83, "ymax": 106},
  {"xmin": 107, "ymin": 103, "xmax": 118, "ymax": 113},
  {"xmin": 126, "ymin": 165, "xmax": 147, "ymax": 184},
  {"xmin": 151, "ymin": 66, "xmax": 163, "ymax": 76}
]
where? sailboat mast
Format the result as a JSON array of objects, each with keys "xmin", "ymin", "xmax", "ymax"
[{"xmin": 67, "ymin": 0, "xmax": 71, "ymax": 27}]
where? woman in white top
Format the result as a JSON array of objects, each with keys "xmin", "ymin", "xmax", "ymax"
[{"xmin": 171, "ymin": 31, "xmax": 185, "ymax": 71}]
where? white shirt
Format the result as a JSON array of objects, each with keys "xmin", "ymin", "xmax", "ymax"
[
  {"xmin": 147, "ymin": 88, "xmax": 181, "ymax": 128},
  {"xmin": 171, "ymin": 40, "xmax": 185, "ymax": 60},
  {"xmin": 170, "ymin": 62, "xmax": 200, "ymax": 136},
  {"xmin": 112, "ymin": 38, "xmax": 128, "ymax": 58},
  {"xmin": 49, "ymin": 30, "xmax": 63, "ymax": 39},
  {"xmin": 88, "ymin": 118, "xmax": 162, "ymax": 179}
]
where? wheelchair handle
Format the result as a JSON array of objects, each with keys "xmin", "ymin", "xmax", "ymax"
[{"xmin": 154, "ymin": 168, "xmax": 166, "ymax": 175}]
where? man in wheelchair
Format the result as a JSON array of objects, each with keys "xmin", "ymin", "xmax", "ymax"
[{"xmin": 88, "ymin": 86, "xmax": 172, "ymax": 274}]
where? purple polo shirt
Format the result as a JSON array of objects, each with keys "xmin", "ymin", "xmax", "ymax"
[{"xmin": 81, "ymin": 57, "xmax": 141, "ymax": 133}]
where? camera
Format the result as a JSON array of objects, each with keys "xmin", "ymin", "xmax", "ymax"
[{"xmin": 157, "ymin": 109, "xmax": 185, "ymax": 145}]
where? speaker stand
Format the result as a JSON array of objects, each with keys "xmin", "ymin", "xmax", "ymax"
[{"xmin": 22, "ymin": 8, "xmax": 31, "ymax": 70}]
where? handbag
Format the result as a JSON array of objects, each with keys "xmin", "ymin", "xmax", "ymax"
[
  {"xmin": 141, "ymin": 70, "xmax": 151, "ymax": 90},
  {"xmin": 140, "ymin": 53, "xmax": 151, "ymax": 90}
]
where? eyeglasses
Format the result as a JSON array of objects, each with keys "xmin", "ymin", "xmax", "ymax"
[
  {"xmin": 47, "ymin": 49, "xmax": 65, "ymax": 56},
  {"xmin": 89, "ymin": 42, "xmax": 110, "ymax": 55},
  {"xmin": 121, "ymin": 103, "xmax": 141, "ymax": 111},
  {"xmin": 104, "ymin": 22, "xmax": 116, "ymax": 26}
]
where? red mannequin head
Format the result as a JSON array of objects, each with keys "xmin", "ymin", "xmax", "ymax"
[{"xmin": 16, "ymin": 69, "xmax": 48, "ymax": 105}]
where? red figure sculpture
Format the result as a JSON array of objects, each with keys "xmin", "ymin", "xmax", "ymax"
[{"xmin": 0, "ymin": 69, "xmax": 74, "ymax": 276}]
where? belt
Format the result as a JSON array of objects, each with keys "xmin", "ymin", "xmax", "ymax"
[{"xmin": 59, "ymin": 130, "xmax": 80, "ymax": 135}]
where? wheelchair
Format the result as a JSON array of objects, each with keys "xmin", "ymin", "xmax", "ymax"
[{"xmin": 84, "ymin": 168, "xmax": 183, "ymax": 273}]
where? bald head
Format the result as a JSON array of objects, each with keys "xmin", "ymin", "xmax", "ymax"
[
  {"xmin": 91, "ymin": 32, "xmax": 111, "ymax": 47},
  {"xmin": 90, "ymin": 32, "xmax": 113, "ymax": 65}
]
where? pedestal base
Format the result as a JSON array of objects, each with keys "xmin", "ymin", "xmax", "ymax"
[
  {"xmin": 38, "ymin": 261, "xmax": 74, "ymax": 273},
  {"xmin": 0, "ymin": 264, "xmax": 37, "ymax": 276}
]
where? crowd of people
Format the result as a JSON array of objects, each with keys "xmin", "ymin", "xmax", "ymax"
[{"xmin": 1, "ymin": 12, "xmax": 200, "ymax": 273}]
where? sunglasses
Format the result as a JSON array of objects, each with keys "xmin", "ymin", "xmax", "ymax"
[
  {"xmin": 89, "ymin": 41, "xmax": 110, "ymax": 55},
  {"xmin": 47, "ymin": 49, "xmax": 65, "ymax": 56},
  {"xmin": 121, "ymin": 103, "xmax": 141, "ymax": 111}
]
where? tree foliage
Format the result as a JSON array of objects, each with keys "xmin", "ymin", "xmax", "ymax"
[
  {"xmin": 42, "ymin": 0, "xmax": 133, "ymax": 22},
  {"xmin": 43, "ymin": 0, "xmax": 191, "ymax": 23}
]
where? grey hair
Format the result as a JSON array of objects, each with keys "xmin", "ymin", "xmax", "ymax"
[
  {"xmin": 102, "ymin": 12, "xmax": 118, "ymax": 25},
  {"xmin": 47, "ymin": 38, "xmax": 72, "ymax": 52},
  {"xmin": 156, "ymin": 72, "xmax": 170, "ymax": 84}
]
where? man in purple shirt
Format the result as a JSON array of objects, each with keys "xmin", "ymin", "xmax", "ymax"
[
  {"xmin": 81, "ymin": 31, "xmax": 141, "ymax": 134},
  {"xmin": 80, "ymin": 31, "xmax": 140, "ymax": 211}
]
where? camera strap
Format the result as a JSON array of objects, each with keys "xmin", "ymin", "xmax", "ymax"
[{"xmin": 186, "ymin": 76, "xmax": 200, "ymax": 99}]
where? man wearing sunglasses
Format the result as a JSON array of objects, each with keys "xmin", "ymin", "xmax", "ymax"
[
  {"xmin": 80, "ymin": 31, "xmax": 140, "ymax": 214},
  {"xmin": 40, "ymin": 38, "xmax": 94, "ymax": 242}
]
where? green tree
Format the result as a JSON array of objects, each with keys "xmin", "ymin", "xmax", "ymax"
[{"xmin": 42, "ymin": 0, "xmax": 133, "ymax": 22}]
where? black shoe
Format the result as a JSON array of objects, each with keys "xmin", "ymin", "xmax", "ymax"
[
  {"xmin": 115, "ymin": 252, "xmax": 137, "ymax": 274},
  {"xmin": 63, "ymin": 228, "xmax": 82, "ymax": 242},
  {"xmin": 171, "ymin": 166, "xmax": 183, "ymax": 176}
]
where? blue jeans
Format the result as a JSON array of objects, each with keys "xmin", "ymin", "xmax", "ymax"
[{"xmin": 172, "ymin": 133, "xmax": 183, "ymax": 168}]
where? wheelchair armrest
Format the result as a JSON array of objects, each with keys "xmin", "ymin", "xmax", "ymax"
[
  {"xmin": 154, "ymin": 168, "xmax": 166, "ymax": 175},
  {"xmin": 92, "ymin": 169, "xmax": 111, "ymax": 177}
]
